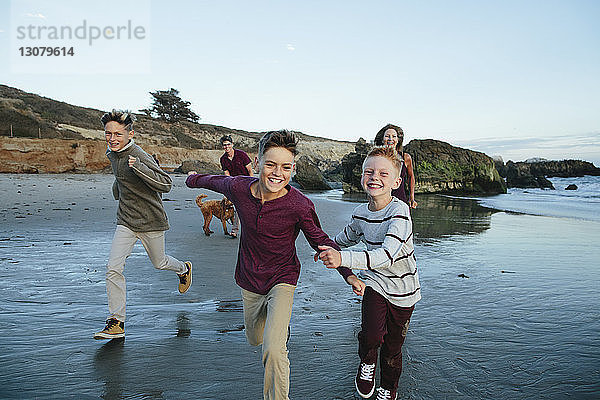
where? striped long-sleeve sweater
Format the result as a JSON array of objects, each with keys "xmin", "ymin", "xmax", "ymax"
[{"xmin": 335, "ymin": 197, "xmax": 421, "ymax": 307}]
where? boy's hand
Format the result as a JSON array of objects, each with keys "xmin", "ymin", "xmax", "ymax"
[
  {"xmin": 128, "ymin": 155, "xmax": 137, "ymax": 167},
  {"xmin": 315, "ymin": 245, "xmax": 341, "ymax": 268},
  {"xmin": 187, "ymin": 170, "xmax": 197, "ymax": 176},
  {"xmin": 346, "ymin": 275, "xmax": 366, "ymax": 296}
]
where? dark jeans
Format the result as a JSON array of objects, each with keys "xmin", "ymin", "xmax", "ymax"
[{"xmin": 358, "ymin": 286, "xmax": 414, "ymax": 391}]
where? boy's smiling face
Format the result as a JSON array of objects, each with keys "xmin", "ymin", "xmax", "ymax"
[
  {"xmin": 257, "ymin": 146, "xmax": 295, "ymax": 198},
  {"xmin": 361, "ymin": 155, "xmax": 401, "ymax": 200},
  {"xmin": 105, "ymin": 121, "xmax": 134, "ymax": 152}
]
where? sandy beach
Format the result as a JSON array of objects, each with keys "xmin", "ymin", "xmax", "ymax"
[{"xmin": 1, "ymin": 173, "xmax": 599, "ymax": 399}]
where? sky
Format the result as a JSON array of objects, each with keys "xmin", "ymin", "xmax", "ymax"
[{"xmin": 1, "ymin": 0, "xmax": 599, "ymax": 165}]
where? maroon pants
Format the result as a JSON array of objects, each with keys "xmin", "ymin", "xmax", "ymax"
[{"xmin": 358, "ymin": 286, "xmax": 414, "ymax": 391}]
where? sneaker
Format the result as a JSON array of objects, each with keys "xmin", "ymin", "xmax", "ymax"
[
  {"xmin": 94, "ymin": 318, "xmax": 124, "ymax": 339},
  {"xmin": 178, "ymin": 261, "xmax": 192, "ymax": 293},
  {"xmin": 375, "ymin": 387, "xmax": 397, "ymax": 400},
  {"xmin": 355, "ymin": 362, "xmax": 376, "ymax": 398}
]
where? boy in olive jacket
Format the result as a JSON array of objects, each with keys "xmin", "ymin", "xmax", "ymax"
[{"xmin": 94, "ymin": 110, "xmax": 192, "ymax": 340}]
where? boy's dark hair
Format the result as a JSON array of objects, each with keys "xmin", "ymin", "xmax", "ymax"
[
  {"xmin": 220, "ymin": 135, "xmax": 233, "ymax": 145},
  {"xmin": 101, "ymin": 109, "xmax": 136, "ymax": 132},
  {"xmin": 258, "ymin": 130, "xmax": 298, "ymax": 159},
  {"xmin": 363, "ymin": 146, "xmax": 402, "ymax": 176},
  {"xmin": 374, "ymin": 123, "xmax": 404, "ymax": 153}
]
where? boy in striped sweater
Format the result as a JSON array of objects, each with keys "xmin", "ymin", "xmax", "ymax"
[{"xmin": 317, "ymin": 146, "xmax": 421, "ymax": 400}]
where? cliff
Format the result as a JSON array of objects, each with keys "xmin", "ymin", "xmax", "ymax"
[
  {"xmin": 342, "ymin": 139, "xmax": 507, "ymax": 195},
  {"xmin": 0, "ymin": 137, "xmax": 225, "ymax": 174}
]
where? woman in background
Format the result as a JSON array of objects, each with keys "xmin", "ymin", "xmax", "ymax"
[{"xmin": 374, "ymin": 124, "xmax": 418, "ymax": 208}]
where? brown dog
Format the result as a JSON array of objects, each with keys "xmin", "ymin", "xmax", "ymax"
[{"xmin": 195, "ymin": 194, "xmax": 235, "ymax": 236}]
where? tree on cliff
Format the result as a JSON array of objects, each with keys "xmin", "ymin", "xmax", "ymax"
[{"xmin": 139, "ymin": 88, "xmax": 200, "ymax": 123}]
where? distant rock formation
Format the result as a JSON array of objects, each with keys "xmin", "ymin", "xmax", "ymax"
[
  {"xmin": 174, "ymin": 159, "xmax": 223, "ymax": 175},
  {"xmin": 524, "ymin": 157, "xmax": 548, "ymax": 163},
  {"xmin": 341, "ymin": 139, "xmax": 507, "ymax": 195},
  {"xmin": 341, "ymin": 138, "xmax": 371, "ymax": 194},
  {"xmin": 503, "ymin": 161, "xmax": 555, "ymax": 189},
  {"xmin": 495, "ymin": 159, "xmax": 600, "ymax": 189},
  {"xmin": 527, "ymin": 159, "xmax": 600, "ymax": 177}
]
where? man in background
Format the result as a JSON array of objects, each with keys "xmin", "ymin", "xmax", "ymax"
[{"xmin": 219, "ymin": 135, "xmax": 253, "ymax": 238}]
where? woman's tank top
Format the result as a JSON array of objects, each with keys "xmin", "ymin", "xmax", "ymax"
[{"xmin": 391, "ymin": 154, "xmax": 409, "ymax": 205}]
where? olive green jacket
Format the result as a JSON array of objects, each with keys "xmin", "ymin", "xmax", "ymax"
[{"xmin": 107, "ymin": 140, "xmax": 171, "ymax": 232}]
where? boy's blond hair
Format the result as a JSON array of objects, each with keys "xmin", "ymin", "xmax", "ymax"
[{"xmin": 363, "ymin": 146, "xmax": 402, "ymax": 176}]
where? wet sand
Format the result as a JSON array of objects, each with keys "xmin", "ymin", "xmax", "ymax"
[{"xmin": 1, "ymin": 174, "xmax": 599, "ymax": 399}]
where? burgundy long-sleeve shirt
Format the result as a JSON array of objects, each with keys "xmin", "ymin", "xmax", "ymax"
[{"xmin": 186, "ymin": 174, "xmax": 354, "ymax": 294}]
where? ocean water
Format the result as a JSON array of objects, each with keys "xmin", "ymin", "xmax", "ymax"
[
  {"xmin": 475, "ymin": 176, "xmax": 600, "ymax": 221},
  {"xmin": 1, "ymin": 174, "xmax": 599, "ymax": 399}
]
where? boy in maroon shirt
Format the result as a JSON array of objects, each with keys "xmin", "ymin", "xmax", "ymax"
[
  {"xmin": 187, "ymin": 130, "xmax": 365, "ymax": 400},
  {"xmin": 219, "ymin": 135, "xmax": 253, "ymax": 238}
]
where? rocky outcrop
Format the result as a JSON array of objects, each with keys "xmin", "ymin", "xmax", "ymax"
[
  {"xmin": 503, "ymin": 161, "xmax": 554, "ymax": 189},
  {"xmin": 406, "ymin": 140, "xmax": 506, "ymax": 194},
  {"xmin": 341, "ymin": 139, "xmax": 506, "ymax": 195},
  {"xmin": 495, "ymin": 159, "xmax": 600, "ymax": 188},
  {"xmin": 293, "ymin": 155, "xmax": 332, "ymax": 190},
  {"xmin": 493, "ymin": 156, "xmax": 507, "ymax": 177}
]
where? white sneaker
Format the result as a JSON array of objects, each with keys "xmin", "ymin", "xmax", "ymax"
[
  {"xmin": 355, "ymin": 362, "xmax": 376, "ymax": 398},
  {"xmin": 376, "ymin": 387, "xmax": 397, "ymax": 400}
]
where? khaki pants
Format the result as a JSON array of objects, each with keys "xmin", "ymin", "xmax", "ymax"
[
  {"xmin": 106, "ymin": 224, "xmax": 187, "ymax": 322},
  {"xmin": 242, "ymin": 283, "xmax": 296, "ymax": 400}
]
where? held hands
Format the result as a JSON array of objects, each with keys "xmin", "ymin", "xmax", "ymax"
[
  {"xmin": 314, "ymin": 245, "xmax": 341, "ymax": 269},
  {"xmin": 410, "ymin": 199, "xmax": 418, "ymax": 209},
  {"xmin": 187, "ymin": 170, "xmax": 197, "ymax": 176},
  {"xmin": 314, "ymin": 245, "xmax": 366, "ymax": 296},
  {"xmin": 128, "ymin": 155, "xmax": 137, "ymax": 168},
  {"xmin": 346, "ymin": 275, "xmax": 366, "ymax": 296}
]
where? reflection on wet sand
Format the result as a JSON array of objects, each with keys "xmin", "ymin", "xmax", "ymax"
[
  {"xmin": 411, "ymin": 194, "xmax": 497, "ymax": 240},
  {"xmin": 216, "ymin": 299, "xmax": 243, "ymax": 313},
  {"xmin": 94, "ymin": 338, "xmax": 125, "ymax": 400},
  {"xmin": 342, "ymin": 192, "xmax": 497, "ymax": 240},
  {"xmin": 176, "ymin": 312, "xmax": 191, "ymax": 338}
]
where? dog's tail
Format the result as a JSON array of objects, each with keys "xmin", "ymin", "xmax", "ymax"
[{"xmin": 196, "ymin": 194, "xmax": 208, "ymax": 207}]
